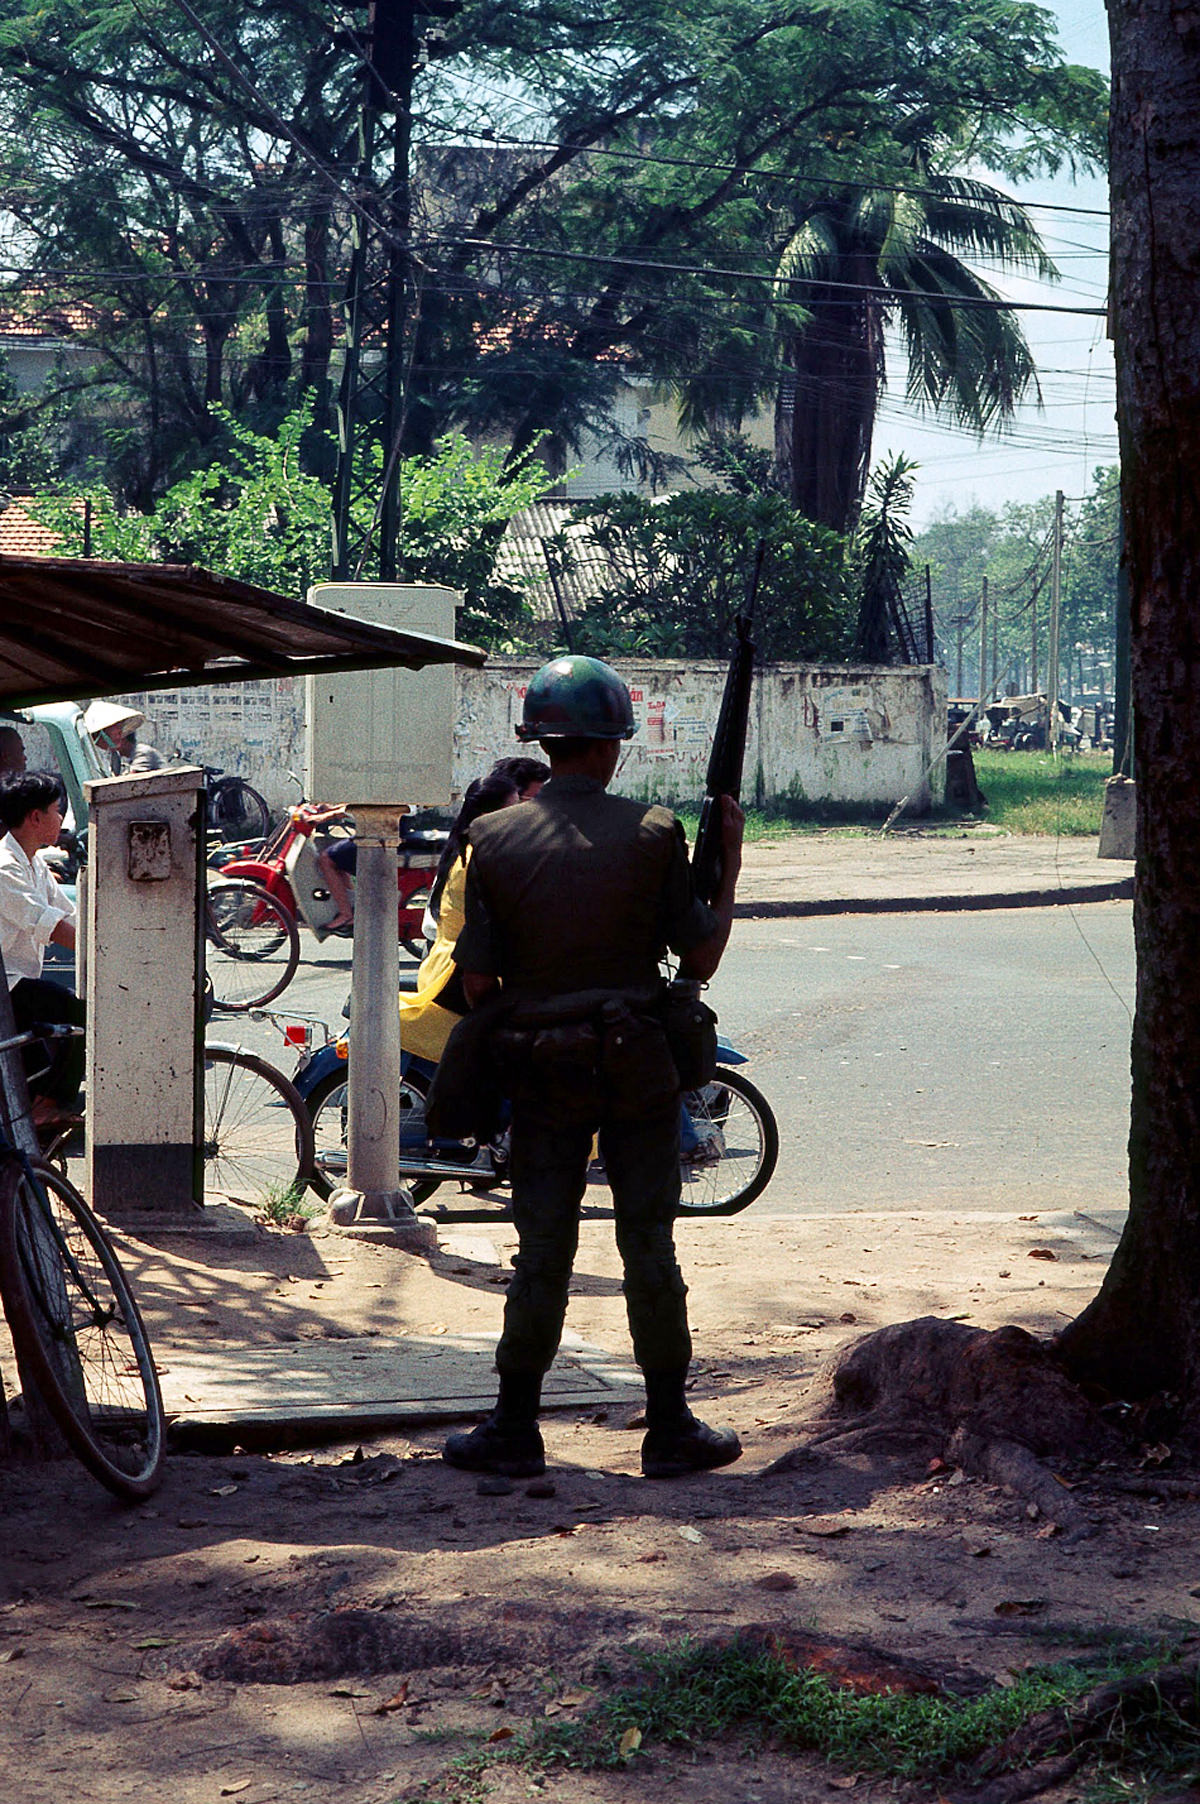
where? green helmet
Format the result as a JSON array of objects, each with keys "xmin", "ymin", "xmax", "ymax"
[{"xmin": 516, "ymin": 655, "xmax": 637, "ymax": 742}]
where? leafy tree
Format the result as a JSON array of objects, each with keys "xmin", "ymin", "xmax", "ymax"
[
  {"xmin": 560, "ymin": 489, "xmax": 853, "ymax": 660},
  {"xmin": 768, "ymin": 175, "xmax": 1054, "ymax": 533},
  {"xmin": 0, "ymin": 0, "xmax": 1105, "ymax": 523},
  {"xmin": 31, "ymin": 407, "xmax": 557, "ymax": 648}
]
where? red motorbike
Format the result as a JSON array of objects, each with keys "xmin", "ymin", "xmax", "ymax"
[{"xmin": 214, "ymin": 803, "xmax": 445, "ymax": 959}]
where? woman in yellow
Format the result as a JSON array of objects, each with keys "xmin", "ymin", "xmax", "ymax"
[{"xmin": 399, "ymin": 773, "xmax": 520, "ymax": 1062}]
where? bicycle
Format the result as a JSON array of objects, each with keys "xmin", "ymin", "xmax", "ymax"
[
  {"xmin": 202, "ymin": 1042, "xmax": 315, "ymax": 1206},
  {"xmin": 203, "ymin": 766, "xmax": 271, "ymax": 845},
  {"xmin": 0, "ymin": 1029, "xmax": 164, "ymax": 1500},
  {"xmin": 206, "ymin": 877, "xmax": 301, "ymax": 1011}
]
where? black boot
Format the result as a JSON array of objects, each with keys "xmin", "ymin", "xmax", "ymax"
[
  {"xmin": 443, "ymin": 1372, "xmax": 546, "ymax": 1478},
  {"xmin": 640, "ymin": 1368, "xmax": 741, "ymax": 1480}
]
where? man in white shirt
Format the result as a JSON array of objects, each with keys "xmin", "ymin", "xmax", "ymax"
[{"xmin": 0, "ymin": 771, "xmax": 84, "ymax": 1129}]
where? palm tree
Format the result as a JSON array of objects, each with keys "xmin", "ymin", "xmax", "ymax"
[{"xmin": 772, "ymin": 173, "xmax": 1055, "ymax": 534}]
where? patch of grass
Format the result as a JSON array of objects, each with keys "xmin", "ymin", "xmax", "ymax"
[
  {"xmin": 675, "ymin": 749, "xmax": 1113, "ymax": 842},
  {"xmin": 256, "ymin": 1181, "xmax": 319, "ymax": 1228},
  {"xmin": 965, "ymin": 749, "xmax": 1111, "ymax": 835},
  {"xmin": 400, "ymin": 1635, "xmax": 1197, "ymax": 1802}
]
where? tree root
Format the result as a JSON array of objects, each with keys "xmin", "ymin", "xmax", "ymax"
[
  {"xmin": 947, "ymin": 1660, "xmax": 1200, "ymax": 1804},
  {"xmin": 764, "ymin": 1317, "xmax": 1117, "ymax": 1526},
  {"xmin": 946, "ymin": 1429, "xmax": 1092, "ymax": 1539}
]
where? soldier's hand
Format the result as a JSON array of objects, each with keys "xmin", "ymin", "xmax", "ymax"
[{"xmin": 719, "ymin": 794, "xmax": 744, "ymax": 870}]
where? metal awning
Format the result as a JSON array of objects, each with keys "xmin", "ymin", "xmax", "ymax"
[{"xmin": 0, "ymin": 554, "xmax": 485, "ymax": 707}]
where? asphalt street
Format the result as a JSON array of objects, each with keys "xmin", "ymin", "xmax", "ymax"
[{"xmin": 222, "ymin": 899, "xmax": 1136, "ymax": 1220}]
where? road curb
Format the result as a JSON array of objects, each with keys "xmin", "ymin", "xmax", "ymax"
[{"xmin": 733, "ymin": 877, "xmax": 1134, "ymax": 918}]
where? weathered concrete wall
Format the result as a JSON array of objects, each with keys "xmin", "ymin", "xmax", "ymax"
[
  {"xmin": 111, "ymin": 660, "xmax": 946, "ymax": 815},
  {"xmin": 456, "ymin": 660, "xmax": 946, "ymax": 813}
]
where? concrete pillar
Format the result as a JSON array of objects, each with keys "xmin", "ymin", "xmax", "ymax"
[
  {"xmin": 84, "ymin": 767, "xmax": 205, "ymax": 1219},
  {"xmin": 326, "ymin": 806, "xmax": 432, "ymax": 1246}
]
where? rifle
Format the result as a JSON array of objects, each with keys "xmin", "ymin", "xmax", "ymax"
[{"xmin": 691, "ymin": 541, "xmax": 763, "ymax": 904}]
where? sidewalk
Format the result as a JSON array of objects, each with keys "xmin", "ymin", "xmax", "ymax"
[{"xmin": 734, "ymin": 829, "xmax": 1132, "ymax": 916}]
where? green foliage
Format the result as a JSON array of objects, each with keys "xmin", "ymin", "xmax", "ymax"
[
  {"xmin": 852, "ymin": 452, "xmax": 918, "ymax": 661},
  {"xmin": 0, "ymin": 0, "xmax": 1107, "ymax": 519},
  {"xmin": 409, "ymin": 1635, "xmax": 1196, "ymax": 1802},
  {"xmin": 561, "ymin": 489, "xmax": 854, "ymax": 660},
  {"xmin": 30, "ymin": 407, "xmax": 558, "ymax": 648}
]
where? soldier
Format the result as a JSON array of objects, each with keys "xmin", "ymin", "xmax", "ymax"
[{"xmin": 443, "ymin": 654, "xmax": 744, "ymax": 1481}]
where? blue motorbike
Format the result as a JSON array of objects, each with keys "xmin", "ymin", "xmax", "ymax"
[{"xmin": 293, "ymin": 1033, "xmax": 778, "ymax": 1219}]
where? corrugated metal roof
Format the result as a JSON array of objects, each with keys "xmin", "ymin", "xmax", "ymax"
[
  {"xmin": 496, "ymin": 502, "xmax": 624, "ymax": 625},
  {"xmin": 0, "ymin": 554, "xmax": 485, "ymax": 708}
]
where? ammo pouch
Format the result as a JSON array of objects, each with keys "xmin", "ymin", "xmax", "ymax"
[
  {"xmin": 599, "ymin": 999, "xmax": 679, "ymax": 1118},
  {"xmin": 659, "ymin": 978, "xmax": 718, "ymax": 1091}
]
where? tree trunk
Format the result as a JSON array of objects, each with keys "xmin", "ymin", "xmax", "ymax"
[
  {"xmin": 776, "ymin": 294, "xmax": 881, "ymax": 535},
  {"xmin": 1056, "ymin": 0, "xmax": 1200, "ymax": 1413}
]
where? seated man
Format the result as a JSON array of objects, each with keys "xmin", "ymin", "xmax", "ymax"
[{"xmin": 0, "ymin": 772, "xmax": 85, "ymax": 1130}]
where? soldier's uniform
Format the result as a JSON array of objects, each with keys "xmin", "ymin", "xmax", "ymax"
[
  {"xmin": 442, "ymin": 651, "xmax": 741, "ymax": 1481},
  {"xmin": 454, "ymin": 775, "xmax": 717, "ymax": 1382}
]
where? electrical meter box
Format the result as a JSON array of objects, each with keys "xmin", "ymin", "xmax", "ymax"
[{"xmin": 305, "ymin": 583, "xmax": 459, "ymax": 806}]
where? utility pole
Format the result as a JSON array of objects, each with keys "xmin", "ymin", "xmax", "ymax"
[
  {"xmin": 1047, "ymin": 489, "xmax": 1064, "ymax": 750},
  {"xmin": 331, "ymin": 0, "xmax": 457, "ymax": 580},
  {"xmin": 978, "ymin": 573, "xmax": 989, "ymax": 716}
]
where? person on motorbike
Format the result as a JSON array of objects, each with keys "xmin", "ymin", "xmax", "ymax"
[
  {"xmin": 398, "ymin": 772, "xmax": 521, "ymax": 1063},
  {"xmin": 84, "ymin": 701, "xmax": 166, "ymax": 776},
  {"xmin": 441, "ymin": 653, "xmax": 744, "ymax": 1483},
  {"xmin": 420, "ymin": 756, "xmax": 550, "ymax": 945}
]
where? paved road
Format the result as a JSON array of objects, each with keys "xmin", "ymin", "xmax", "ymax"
[{"xmin": 226, "ymin": 899, "xmax": 1135, "ymax": 1219}]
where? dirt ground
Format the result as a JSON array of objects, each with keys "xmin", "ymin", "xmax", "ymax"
[{"xmin": 2, "ymin": 1200, "xmax": 1198, "ymax": 1804}]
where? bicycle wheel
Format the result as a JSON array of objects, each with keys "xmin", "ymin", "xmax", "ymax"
[
  {"xmin": 203, "ymin": 1046, "xmax": 315, "ymax": 1205},
  {"xmin": 206, "ymin": 879, "xmax": 300, "ymax": 1011},
  {"xmin": 0, "ymin": 1159, "xmax": 164, "ymax": 1500},
  {"xmin": 305, "ymin": 1061, "xmax": 442, "ymax": 1205},
  {"xmin": 211, "ymin": 776, "xmax": 270, "ymax": 844},
  {"xmin": 676, "ymin": 1067, "xmax": 779, "ymax": 1217}
]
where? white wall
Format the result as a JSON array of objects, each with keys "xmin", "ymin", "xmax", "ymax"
[{"xmin": 111, "ymin": 659, "xmax": 947, "ymax": 816}]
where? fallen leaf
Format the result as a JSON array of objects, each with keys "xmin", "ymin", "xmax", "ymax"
[
  {"xmin": 636, "ymin": 1551, "xmax": 666, "ymax": 1564},
  {"xmin": 487, "ymin": 1726, "xmax": 514, "ymax": 1744},
  {"xmin": 104, "ymin": 1688, "xmax": 138, "ymax": 1703},
  {"xmin": 211, "ymin": 1485, "xmax": 239, "ymax": 1498},
  {"xmin": 796, "ymin": 1519, "xmax": 851, "ymax": 1538},
  {"xmin": 219, "ymin": 1785, "xmax": 252, "ymax": 1798},
  {"xmin": 82, "ymin": 1599, "xmax": 140, "ymax": 1611},
  {"xmin": 373, "ymin": 1684, "xmax": 410, "ymax": 1714},
  {"xmin": 1034, "ymin": 1524, "xmax": 1061, "ymax": 1541},
  {"xmin": 1028, "ymin": 1248, "xmax": 1057, "ymax": 1261},
  {"xmin": 132, "ymin": 1637, "xmax": 174, "ymax": 1649},
  {"xmin": 618, "ymin": 1726, "xmax": 642, "ymax": 1759},
  {"xmin": 677, "ymin": 1526, "xmax": 706, "ymax": 1545},
  {"xmin": 994, "ymin": 1599, "xmax": 1047, "ymax": 1617},
  {"xmin": 1018, "ymin": 1214, "xmax": 1038, "ymax": 1221},
  {"xmin": 330, "ymin": 1685, "xmax": 367, "ymax": 1697},
  {"xmin": 558, "ymin": 1690, "xmax": 589, "ymax": 1706},
  {"xmin": 0, "ymin": 1647, "xmax": 24, "ymax": 1663},
  {"xmin": 168, "ymin": 1671, "xmax": 203, "ymax": 1691},
  {"xmin": 998, "ymin": 1270, "xmax": 1012, "ymax": 1278},
  {"xmin": 827, "ymin": 1776, "xmax": 860, "ymax": 1790}
]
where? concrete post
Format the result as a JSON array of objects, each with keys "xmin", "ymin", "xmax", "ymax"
[
  {"xmin": 84, "ymin": 767, "xmax": 206, "ymax": 1221},
  {"xmin": 325, "ymin": 807, "xmax": 434, "ymax": 1248}
]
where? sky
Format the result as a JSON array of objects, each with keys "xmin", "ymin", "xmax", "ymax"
[{"xmin": 872, "ymin": 0, "xmax": 1114, "ymax": 529}]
